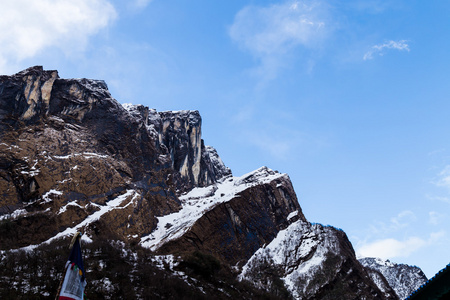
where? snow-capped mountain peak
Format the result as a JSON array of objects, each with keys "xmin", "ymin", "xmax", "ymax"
[{"xmin": 359, "ymin": 257, "xmax": 428, "ymax": 300}]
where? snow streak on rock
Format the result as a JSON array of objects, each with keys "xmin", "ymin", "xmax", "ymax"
[{"xmin": 20, "ymin": 190, "xmax": 139, "ymax": 251}]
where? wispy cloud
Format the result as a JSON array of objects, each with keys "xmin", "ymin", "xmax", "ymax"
[
  {"xmin": 131, "ymin": 0, "xmax": 153, "ymax": 10},
  {"xmin": 229, "ymin": 0, "xmax": 330, "ymax": 81},
  {"xmin": 429, "ymin": 211, "xmax": 445, "ymax": 225},
  {"xmin": 427, "ymin": 194, "xmax": 450, "ymax": 204},
  {"xmin": 0, "ymin": 0, "xmax": 117, "ymax": 73},
  {"xmin": 356, "ymin": 209, "xmax": 447, "ymax": 260},
  {"xmin": 390, "ymin": 210, "xmax": 416, "ymax": 229},
  {"xmin": 363, "ymin": 40, "xmax": 410, "ymax": 60},
  {"xmin": 356, "ymin": 231, "xmax": 445, "ymax": 260},
  {"xmin": 424, "ymin": 165, "xmax": 450, "ymax": 205},
  {"xmin": 368, "ymin": 210, "xmax": 417, "ymax": 236},
  {"xmin": 247, "ymin": 131, "xmax": 292, "ymax": 160},
  {"xmin": 240, "ymin": 127, "xmax": 297, "ymax": 161},
  {"xmin": 356, "ymin": 237, "xmax": 426, "ymax": 259},
  {"xmin": 348, "ymin": 0, "xmax": 396, "ymax": 14},
  {"xmin": 433, "ymin": 165, "xmax": 450, "ymax": 190}
]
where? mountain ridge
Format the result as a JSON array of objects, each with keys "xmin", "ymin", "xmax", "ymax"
[{"xmin": 0, "ymin": 66, "xmax": 426, "ymax": 299}]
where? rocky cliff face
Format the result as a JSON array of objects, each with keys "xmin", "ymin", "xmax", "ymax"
[
  {"xmin": 359, "ymin": 257, "xmax": 428, "ymax": 300},
  {"xmin": 124, "ymin": 104, "xmax": 232, "ymax": 190},
  {"xmin": 0, "ymin": 66, "xmax": 229, "ymax": 248},
  {"xmin": 0, "ymin": 67, "xmax": 427, "ymax": 299}
]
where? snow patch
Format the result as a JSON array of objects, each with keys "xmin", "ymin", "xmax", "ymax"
[
  {"xmin": 152, "ymin": 254, "xmax": 178, "ymax": 271},
  {"xmin": 0, "ymin": 209, "xmax": 28, "ymax": 221},
  {"xmin": 53, "ymin": 152, "xmax": 108, "ymax": 160},
  {"xmin": 287, "ymin": 210, "xmax": 298, "ymax": 221},
  {"xmin": 122, "ymin": 103, "xmax": 135, "ymax": 111},
  {"xmin": 58, "ymin": 201, "xmax": 84, "ymax": 215},
  {"xmin": 42, "ymin": 189, "xmax": 63, "ymax": 203},
  {"xmin": 20, "ymin": 169, "xmax": 40, "ymax": 176}
]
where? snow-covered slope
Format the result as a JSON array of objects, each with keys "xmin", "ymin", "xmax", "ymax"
[
  {"xmin": 364, "ymin": 268, "xmax": 397, "ymax": 299},
  {"xmin": 359, "ymin": 257, "xmax": 427, "ymax": 299},
  {"xmin": 142, "ymin": 166, "xmax": 304, "ymax": 267},
  {"xmin": 140, "ymin": 167, "xmax": 288, "ymax": 250},
  {"xmin": 239, "ymin": 220, "xmax": 396, "ymax": 299}
]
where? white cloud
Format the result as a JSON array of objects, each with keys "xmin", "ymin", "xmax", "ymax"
[
  {"xmin": 363, "ymin": 40, "xmax": 410, "ymax": 60},
  {"xmin": 238, "ymin": 119, "xmax": 316, "ymax": 161},
  {"xmin": 245, "ymin": 130, "xmax": 292, "ymax": 160},
  {"xmin": 229, "ymin": 0, "xmax": 330, "ymax": 80},
  {"xmin": 433, "ymin": 165, "xmax": 450, "ymax": 189},
  {"xmin": 356, "ymin": 231, "xmax": 446, "ymax": 260},
  {"xmin": 231, "ymin": 105, "xmax": 256, "ymax": 124},
  {"xmin": 0, "ymin": 0, "xmax": 117, "ymax": 73},
  {"xmin": 368, "ymin": 210, "xmax": 417, "ymax": 236},
  {"xmin": 348, "ymin": 0, "xmax": 395, "ymax": 14},
  {"xmin": 426, "ymin": 194, "xmax": 450, "ymax": 204},
  {"xmin": 356, "ymin": 237, "xmax": 426, "ymax": 260},
  {"xmin": 427, "ymin": 165, "xmax": 450, "ymax": 204},
  {"xmin": 429, "ymin": 211, "xmax": 444, "ymax": 225},
  {"xmin": 130, "ymin": 0, "xmax": 152, "ymax": 10},
  {"xmin": 390, "ymin": 210, "xmax": 416, "ymax": 229},
  {"xmin": 429, "ymin": 231, "xmax": 446, "ymax": 243}
]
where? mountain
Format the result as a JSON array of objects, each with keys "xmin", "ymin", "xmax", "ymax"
[
  {"xmin": 0, "ymin": 66, "xmax": 426, "ymax": 299},
  {"xmin": 239, "ymin": 221, "xmax": 400, "ymax": 299},
  {"xmin": 359, "ymin": 257, "xmax": 428, "ymax": 300},
  {"xmin": 0, "ymin": 66, "xmax": 230, "ymax": 248}
]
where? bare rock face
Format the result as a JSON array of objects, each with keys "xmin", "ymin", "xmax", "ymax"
[
  {"xmin": 0, "ymin": 67, "xmax": 229, "ymax": 248},
  {"xmin": 123, "ymin": 104, "xmax": 232, "ymax": 191},
  {"xmin": 201, "ymin": 145, "xmax": 232, "ymax": 187},
  {"xmin": 0, "ymin": 66, "xmax": 59, "ymax": 126}
]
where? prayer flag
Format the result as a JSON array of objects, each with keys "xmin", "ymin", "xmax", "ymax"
[{"xmin": 58, "ymin": 233, "xmax": 86, "ymax": 300}]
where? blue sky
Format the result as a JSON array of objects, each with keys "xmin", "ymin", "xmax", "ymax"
[{"xmin": 1, "ymin": 0, "xmax": 450, "ymax": 278}]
